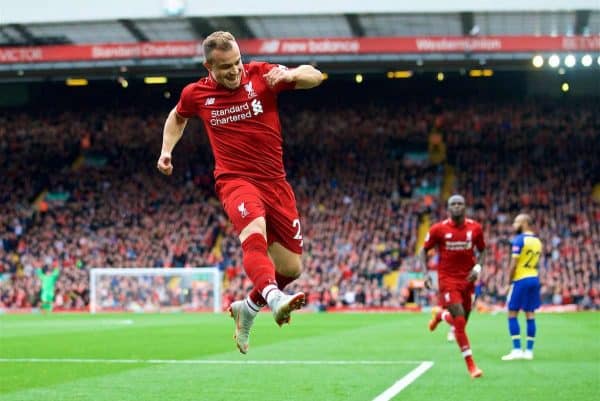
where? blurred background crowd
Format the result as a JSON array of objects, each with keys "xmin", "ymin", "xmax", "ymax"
[{"xmin": 1, "ymin": 91, "xmax": 598, "ymax": 312}]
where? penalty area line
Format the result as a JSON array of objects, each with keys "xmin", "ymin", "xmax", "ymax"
[
  {"xmin": 0, "ymin": 358, "xmax": 425, "ymax": 366},
  {"xmin": 372, "ymin": 361, "xmax": 434, "ymax": 401}
]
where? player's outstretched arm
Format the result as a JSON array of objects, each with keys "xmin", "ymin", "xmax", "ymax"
[
  {"xmin": 290, "ymin": 65, "xmax": 323, "ymax": 89},
  {"xmin": 263, "ymin": 65, "xmax": 323, "ymax": 90},
  {"xmin": 157, "ymin": 107, "xmax": 188, "ymax": 175}
]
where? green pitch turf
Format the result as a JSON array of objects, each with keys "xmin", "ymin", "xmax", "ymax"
[{"xmin": 0, "ymin": 312, "xmax": 598, "ymax": 401}]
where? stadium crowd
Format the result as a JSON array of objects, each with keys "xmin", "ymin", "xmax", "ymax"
[
  {"xmin": 442, "ymin": 100, "xmax": 599, "ymax": 309},
  {"xmin": 1, "ymin": 96, "xmax": 598, "ymax": 311}
]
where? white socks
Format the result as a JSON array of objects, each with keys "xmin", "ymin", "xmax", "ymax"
[
  {"xmin": 262, "ymin": 284, "xmax": 283, "ymax": 309},
  {"xmin": 244, "ymin": 297, "xmax": 261, "ymax": 317}
]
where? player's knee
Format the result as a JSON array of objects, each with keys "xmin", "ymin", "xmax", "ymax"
[{"xmin": 239, "ymin": 217, "xmax": 267, "ymax": 242}]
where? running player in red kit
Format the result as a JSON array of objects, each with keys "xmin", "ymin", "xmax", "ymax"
[
  {"xmin": 157, "ymin": 31, "xmax": 323, "ymax": 354},
  {"xmin": 419, "ymin": 195, "xmax": 486, "ymax": 378}
]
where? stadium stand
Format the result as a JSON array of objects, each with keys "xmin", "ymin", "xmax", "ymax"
[{"xmin": 1, "ymin": 93, "xmax": 598, "ymax": 311}]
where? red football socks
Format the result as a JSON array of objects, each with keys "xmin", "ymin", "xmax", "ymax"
[
  {"xmin": 453, "ymin": 315, "xmax": 476, "ymax": 367},
  {"xmin": 242, "ymin": 233, "xmax": 277, "ymax": 296},
  {"xmin": 248, "ymin": 288, "xmax": 267, "ymax": 307},
  {"xmin": 453, "ymin": 315, "xmax": 470, "ymax": 351},
  {"xmin": 440, "ymin": 310, "xmax": 454, "ymax": 325},
  {"xmin": 244, "ymin": 238, "xmax": 299, "ymax": 308}
]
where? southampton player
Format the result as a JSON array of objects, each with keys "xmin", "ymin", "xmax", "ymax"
[
  {"xmin": 157, "ymin": 31, "xmax": 323, "ymax": 353},
  {"xmin": 419, "ymin": 195, "xmax": 485, "ymax": 378},
  {"xmin": 501, "ymin": 214, "xmax": 542, "ymax": 361}
]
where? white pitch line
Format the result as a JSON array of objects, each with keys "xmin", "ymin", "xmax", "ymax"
[
  {"xmin": 0, "ymin": 358, "xmax": 424, "ymax": 365},
  {"xmin": 0, "ymin": 319, "xmax": 134, "ymax": 328},
  {"xmin": 372, "ymin": 361, "xmax": 434, "ymax": 401}
]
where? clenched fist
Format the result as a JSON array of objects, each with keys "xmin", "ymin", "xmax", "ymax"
[
  {"xmin": 157, "ymin": 152, "xmax": 173, "ymax": 175},
  {"xmin": 263, "ymin": 66, "xmax": 293, "ymax": 88}
]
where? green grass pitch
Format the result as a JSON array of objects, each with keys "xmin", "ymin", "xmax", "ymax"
[{"xmin": 0, "ymin": 312, "xmax": 598, "ymax": 401}]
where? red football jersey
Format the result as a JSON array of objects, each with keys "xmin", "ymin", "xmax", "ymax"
[
  {"xmin": 176, "ymin": 61, "xmax": 295, "ymax": 181},
  {"xmin": 423, "ymin": 218, "xmax": 485, "ymax": 283}
]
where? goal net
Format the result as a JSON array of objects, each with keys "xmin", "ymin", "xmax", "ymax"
[{"xmin": 89, "ymin": 268, "xmax": 222, "ymax": 313}]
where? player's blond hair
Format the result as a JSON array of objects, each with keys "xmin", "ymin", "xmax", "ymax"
[{"xmin": 203, "ymin": 31, "xmax": 236, "ymax": 63}]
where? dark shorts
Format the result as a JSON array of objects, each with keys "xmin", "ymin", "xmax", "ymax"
[
  {"xmin": 507, "ymin": 277, "xmax": 541, "ymax": 312},
  {"xmin": 216, "ymin": 177, "xmax": 303, "ymax": 254}
]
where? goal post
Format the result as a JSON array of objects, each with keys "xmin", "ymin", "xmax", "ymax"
[{"xmin": 89, "ymin": 267, "xmax": 222, "ymax": 314}]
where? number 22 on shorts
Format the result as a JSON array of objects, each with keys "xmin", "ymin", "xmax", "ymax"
[{"xmin": 292, "ymin": 219, "xmax": 303, "ymax": 246}]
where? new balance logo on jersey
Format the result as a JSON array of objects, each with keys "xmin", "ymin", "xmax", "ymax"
[
  {"xmin": 244, "ymin": 82, "xmax": 257, "ymax": 98},
  {"xmin": 445, "ymin": 233, "xmax": 452, "ymax": 239},
  {"xmin": 251, "ymin": 99, "xmax": 263, "ymax": 115},
  {"xmin": 237, "ymin": 202, "xmax": 249, "ymax": 218},
  {"xmin": 205, "ymin": 97, "xmax": 215, "ymax": 105}
]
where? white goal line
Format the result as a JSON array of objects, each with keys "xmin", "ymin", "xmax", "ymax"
[{"xmin": 0, "ymin": 358, "xmax": 428, "ymax": 366}]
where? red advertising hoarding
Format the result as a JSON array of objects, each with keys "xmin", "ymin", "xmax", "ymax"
[{"xmin": 1, "ymin": 36, "xmax": 598, "ymax": 64}]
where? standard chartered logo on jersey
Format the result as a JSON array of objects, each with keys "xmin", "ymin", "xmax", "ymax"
[
  {"xmin": 445, "ymin": 231, "xmax": 472, "ymax": 251},
  {"xmin": 446, "ymin": 241, "xmax": 472, "ymax": 251},
  {"xmin": 210, "ymin": 100, "xmax": 263, "ymax": 126}
]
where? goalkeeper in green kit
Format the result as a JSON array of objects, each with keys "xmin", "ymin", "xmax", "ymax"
[{"xmin": 36, "ymin": 266, "xmax": 60, "ymax": 313}]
